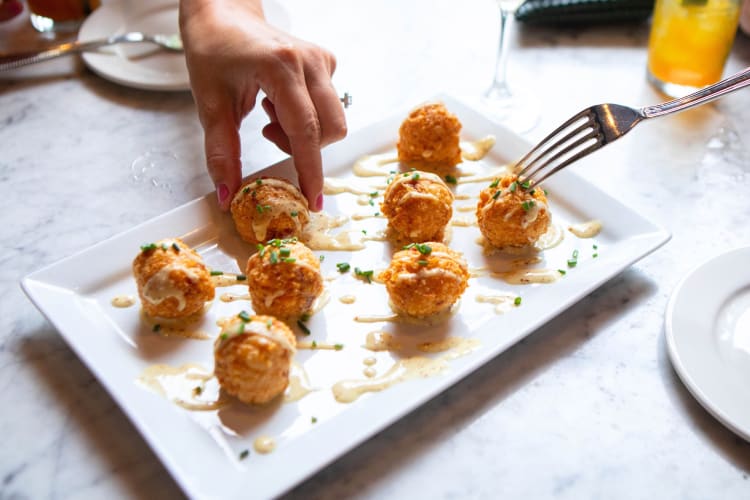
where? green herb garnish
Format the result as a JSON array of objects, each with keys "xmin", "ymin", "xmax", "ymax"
[
  {"xmin": 492, "ymin": 190, "xmax": 502, "ymax": 200},
  {"xmin": 140, "ymin": 243, "xmax": 157, "ymax": 252},
  {"xmin": 509, "ymin": 181, "xmax": 518, "ymax": 193},
  {"xmin": 354, "ymin": 267, "xmax": 374, "ymax": 283},
  {"xmin": 514, "ymin": 296, "xmax": 522, "ymax": 306},
  {"xmin": 334, "ymin": 343, "xmax": 344, "ymax": 351},
  {"xmin": 297, "ymin": 320, "xmax": 311, "ymax": 336},
  {"xmin": 236, "ymin": 274, "xmax": 247, "ymax": 281},
  {"xmin": 489, "ymin": 178, "xmax": 500, "ymax": 188},
  {"xmin": 336, "ymin": 262, "xmax": 350, "ymax": 273},
  {"xmin": 210, "ymin": 270, "xmax": 223, "ymax": 276},
  {"xmin": 152, "ymin": 324, "xmax": 161, "ymax": 332},
  {"xmin": 521, "ymin": 200, "xmax": 536, "ymax": 212},
  {"xmin": 172, "ymin": 242, "xmax": 180, "ymax": 252},
  {"xmin": 418, "ymin": 260, "xmax": 429, "ymax": 266},
  {"xmin": 445, "ymin": 175, "xmax": 457, "ymax": 185},
  {"xmin": 269, "ymin": 251, "xmax": 279, "ymax": 264},
  {"xmin": 239, "ymin": 450, "xmax": 249, "ymax": 460},
  {"xmin": 238, "ymin": 310, "xmax": 251, "ymax": 322}
]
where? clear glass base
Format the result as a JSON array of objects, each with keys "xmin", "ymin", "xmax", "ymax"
[
  {"xmin": 30, "ymin": 12, "xmax": 82, "ymax": 33},
  {"xmin": 479, "ymin": 86, "xmax": 540, "ymax": 135},
  {"xmin": 647, "ymin": 68, "xmax": 708, "ymax": 99}
]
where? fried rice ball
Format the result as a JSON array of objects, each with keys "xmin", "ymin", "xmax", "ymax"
[
  {"xmin": 132, "ymin": 238, "xmax": 215, "ymax": 318},
  {"xmin": 476, "ymin": 175, "xmax": 551, "ymax": 248},
  {"xmin": 381, "ymin": 170, "xmax": 454, "ymax": 242},
  {"xmin": 245, "ymin": 238, "xmax": 323, "ymax": 318},
  {"xmin": 397, "ymin": 103, "xmax": 463, "ymax": 167},
  {"xmin": 214, "ymin": 314, "xmax": 296, "ymax": 405},
  {"xmin": 378, "ymin": 242, "xmax": 469, "ymax": 318},
  {"xmin": 230, "ymin": 177, "xmax": 310, "ymax": 245}
]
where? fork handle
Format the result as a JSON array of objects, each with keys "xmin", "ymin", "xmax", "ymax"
[
  {"xmin": 0, "ymin": 34, "xmax": 141, "ymax": 71},
  {"xmin": 641, "ymin": 66, "xmax": 750, "ymax": 118}
]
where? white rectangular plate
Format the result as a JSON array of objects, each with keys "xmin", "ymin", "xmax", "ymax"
[{"xmin": 22, "ymin": 95, "xmax": 670, "ymax": 499}]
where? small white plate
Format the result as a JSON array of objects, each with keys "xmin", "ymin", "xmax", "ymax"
[
  {"xmin": 78, "ymin": 0, "xmax": 289, "ymax": 91},
  {"xmin": 22, "ymin": 95, "xmax": 670, "ymax": 498},
  {"xmin": 666, "ymin": 246, "xmax": 750, "ymax": 441}
]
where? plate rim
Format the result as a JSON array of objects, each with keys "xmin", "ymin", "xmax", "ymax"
[{"xmin": 664, "ymin": 245, "xmax": 750, "ymax": 442}]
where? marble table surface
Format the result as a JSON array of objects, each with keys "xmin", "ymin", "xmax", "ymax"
[{"xmin": 2, "ymin": 0, "xmax": 750, "ymax": 498}]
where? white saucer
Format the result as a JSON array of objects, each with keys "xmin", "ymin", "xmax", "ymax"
[
  {"xmin": 78, "ymin": 0, "xmax": 290, "ymax": 91},
  {"xmin": 666, "ymin": 246, "xmax": 750, "ymax": 441}
]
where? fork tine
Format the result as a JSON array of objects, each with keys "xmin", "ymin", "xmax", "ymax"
[
  {"xmin": 523, "ymin": 129, "xmax": 601, "ymax": 184},
  {"xmin": 515, "ymin": 108, "xmax": 593, "ymax": 174},
  {"xmin": 526, "ymin": 142, "xmax": 602, "ymax": 186},
  {"xmin": 516, "ymin": 120, "xmax": 593, "ymax": 179}
]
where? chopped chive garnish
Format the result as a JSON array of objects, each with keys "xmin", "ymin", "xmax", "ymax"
[
  {"xmin": 239, "ymin": 450, "xmax": 249, "ymax": 460},
  {"xmin": 415, "ymin": 243, "xmax": 432, "ymax": 255},
  {"xmin": 368, "ymin": 199, "xmax": 374, "ymax": 206},
  {"xmin": 269, "ymin": 251, "xmax": 279, "ymax": 264},
  {"xmin": 238, "ymin": 310, "xmax": 251, "ymax": 322},
  {"xmin": 319, "ymin": 255, "xmax": 325, "ymax": 262},
  {"xmin": 300, "ymin": 313, "xmax": 311, "ymax": 322},
  {"xmin": 172, "ymin": 242, "xmax": 180, "ymax": 252},
  {"xmin": 238, "ymin": 322, "xmax": 245, "ymax": 334},
  {"xmin": 492, "ymin": 190, "xmax": 502, "ymax": 200},
  {"xmin": 418, "ymin": 260, "xmax": 429, "ymax": 266},
  {"xmin": 521, "ymin": 200, "xmax": 536, "ymax": 212},
  {"xmin": 297, "ymin": 320, "xmax": 311, "ymax": 335},
  {"xmin": 573, "ymin": 249, "xmax": 579, "ymax": 259},
  {"xmin": 152, "ymin": 324, "xmax": 161, "ymax": 332},
  {"xmin": 558, "ymin": 269, "xmax": 567, "ymax": 275},
  {"xmin": 266, "ymin": 319, "xmax": 273, "ymax": 328},
  {"xmin": 279, "ymin": 247, "xmax": 291, "ymax": 257},
  {"xmin": 312, "ymin": 340, "xmax": 318, "ymax": 348},
  {"xmin": 593, "ymin": 244, "xmax": 598, "ymax": 250},
  {"xmin": 403, "ymin": 243, "xmax": 415, "ymax": 250},
  {"xmin": 529, "ymin": 189, "xmax": 536, "ymax": 195},
  {"xmin": 282, "ymin": 257, "xmax": 297, "ymax": 263},
  {"xmin": 290, "ymin": 211, "xmax": 298, "ymax": 217},
  {"xmin": 161, "ymin": 243, "xmax": 168, "ymax": 251},
  {"xmin": 193, "ymin": 386, "xmax": 203, "ymax": 396},
  {"xmin": 255, "ymin": 179, "xmax": 262, "ymax": 185},
  {"xmin": 374, "ymin": 212, "xmax": 380, "ymax": 216},
  {"xmin": 370, "ymin": 191, "xmax": 378, "ymax": 197},
  {"xmin": 445, "ymin": 175, "xmax": 457, "ymax": 184},
  {"xmin": 336, "ymin": 262, "xmax": 350, "ymax": 273},
  {"xmin": 567, "ymin": 259, "xmax": 578, "ymax": 268},
  {"xmin": 140, "ymin": 243, "xmax": 157, "ymax": 252},
  {"xmin": 362, "ymin": 229, "xmax": 367, "ymax": 235},
  {"xmin": 593, "ymin": 253, "xmax": 598, "ymax": 258},
  {"xmin": 514, "ymin": 296, "xmax": 522, "ymax": 306},
  {"xmin": 236, "ymin": 274, "xmax": 247, "ymax": 281},
  {"xmin": 544, "ymin": 189, "xmax": 549, "ymax": 196},
  {"xmin": 520, "ymin": 180, "xmax": 531, "ymax": 189},
  {"xmin": 489, "ymin": 178, "xmax": 500, "ymax": 188},
  {"xmin": 220, "ymin": 333, "xmax": 228, "ymax": 341},
  {"xmin": 210, "ymin": 270, "xmax": 223, "ymax": 276},
  {"xmin": 412, "ymin": 173, "xmax": 420, "ymax": 180},
  {"xmin": 334, "ymin": 343, "xmax": 344, "ymax": 351},
  {"xmin": 509, "ymin": 181, "xmax": 518, "ymax": 192},
  {"xmin": 243, "ymin": 186, "xmax": 250, "ymax": 194},
  {"xmin": 311, "ymin": 416, "xmax": 318, "ymax": 424},
  {"xmin": 354, "ymin": 267, "xmax": 374, "ymax": 283}
]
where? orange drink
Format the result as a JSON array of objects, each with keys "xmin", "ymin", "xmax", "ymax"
[
  {"xmin": 27, "ymin": 0, "xmax": 100, "ymax": 33},
  {"xmin": 647, "ymin": 0, "xmax": 740, "ymax": 96}
]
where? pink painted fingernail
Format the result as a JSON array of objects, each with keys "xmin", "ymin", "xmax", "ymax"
[
  {"xmin": 217, "ymin": 184, "xmax": 230, "ymax": 206},
  {"xmin": 315, "ymin": 193, "xmax": 324, "ymax": 211}
]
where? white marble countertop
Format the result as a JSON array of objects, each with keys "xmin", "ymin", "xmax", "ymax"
[{"xmin": 2, "ymin": 0, "xmax": 750, "ymax": 498}]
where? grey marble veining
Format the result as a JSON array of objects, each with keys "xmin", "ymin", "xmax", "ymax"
[{"xmin": 2, "ymin": 0, "xmax": 750, "ymax": 498}]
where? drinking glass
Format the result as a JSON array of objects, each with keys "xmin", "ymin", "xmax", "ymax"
[
  {"xmin": 482, "ymin": 0, "xmax": 540, "ymax": 133},
  {"xmin": 647, "ymin": 0, "xmax": 741, "ymax": 97},
  {"xmin": 26, "ymin": 0, "xmax": 100, "ymax": 33}
]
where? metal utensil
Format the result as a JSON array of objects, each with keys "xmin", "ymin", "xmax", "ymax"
[
  {"xmin": 0, "ymin": 32, "xmax": 183, "ymax": 72},
  {"xmin": 516, "ymin": 66, "xmax": 750, "ymax": 186}
]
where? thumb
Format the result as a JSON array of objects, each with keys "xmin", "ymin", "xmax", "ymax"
[{"xmin": 203, "ymin": 113, "xmax": 243, "ymax": 211}]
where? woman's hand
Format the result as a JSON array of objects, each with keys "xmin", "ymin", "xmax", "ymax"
[{"xmin": 180, "ymin": 0, "xmax": 347, "ymax": 211}]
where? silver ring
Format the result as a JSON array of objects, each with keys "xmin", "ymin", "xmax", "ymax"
[{"xmin": 340, "ymin": 92, "xmax": 352, "ymax": 108}]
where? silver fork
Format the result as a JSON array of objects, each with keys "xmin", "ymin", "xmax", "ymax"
[
  {"xmin": 0, "ymin": 32, "xmax": 183, "ymax": 72},
  {"xmin": 516, "ymin": 66, "xmax": 750, "ymax": 186}
]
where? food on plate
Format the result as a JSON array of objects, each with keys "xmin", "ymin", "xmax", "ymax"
[
  {"xmin": 378, "ymin": 242, "xmax": 469, "ymax": 317},
  {"xmin": 230, "ymin": 177, "xmax": 310, "ymax": 244},
  {"xmin": 397, "ymin": 102, "xmax": 462, "ymax": 167},
  {"xmin": 214, "ymin": 313, "xmax": 296, "ymax": 404},
  {"xmin": 476, "ymin": 175, "xmax": 550, "ymax": 248},
  {"xmin": 245, "ymin": 238, "xmax": 323, "ymax": 318},
  {"xmin": 381, "ymin": 170, "xmax": 454, "ymax": 242},
  {"xmin": 132, "ymin": 238, "xmax": 215, "ymax": 318}
]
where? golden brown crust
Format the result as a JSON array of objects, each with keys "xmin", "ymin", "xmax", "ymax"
[
  {"xmin": 397, "ymin": 103, "xmax": 463, "ymax": 168},
  {"xmin": 378, "ymin": 242, "xmax": 469, "ymax": 317},
  {"xmin": 381, "ymin": 171, "xmax": 454, "ymax": 242},
  {"xmin": 132, "ymin": 238, "xmax": 215, "ymax": 318},
  {"xmin": 476, "ymin": 175, "xmax": 551, "ymax": 248},
  {"xmin": 214, "ymin": 315, "xmax": 296, "ymax": 404},
  {"xmin": 245, "ymin": 239, "xmax": 323, "ymax": 318},
  {"xmin": 230, "ymin": 177, "xmax": 310, "ymax": 245}
]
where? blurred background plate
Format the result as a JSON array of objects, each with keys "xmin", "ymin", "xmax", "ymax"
[{"xmin": 78, "ymin": 0, "xmax": 289, "ymax": 91}]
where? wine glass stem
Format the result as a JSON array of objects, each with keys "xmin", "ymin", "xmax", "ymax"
[{"xmin": 487, "ymin": 7, "xmax": 514, "ymax": 100}]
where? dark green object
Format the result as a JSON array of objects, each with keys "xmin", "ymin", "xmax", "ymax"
[{"xmin": 516, "ymin": 0, "xmax": 655, "ymax": 25}]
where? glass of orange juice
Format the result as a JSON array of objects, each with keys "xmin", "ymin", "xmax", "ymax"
[
  {"xmin": 26, "ymin": 0, "xmax": 100, "ymax": 33},
  {"xmin": 647, "ymin": 0, "xmax": 741, "ymax": 97}
]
